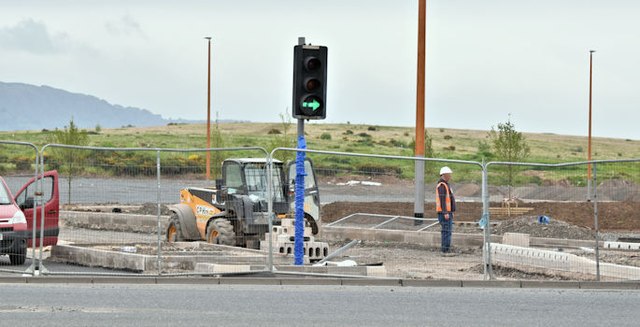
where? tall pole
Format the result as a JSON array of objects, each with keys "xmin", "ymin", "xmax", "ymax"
[
  {"xmin": 414, "ymin": 0, "xmax": 427, "ymax": 225},
  {"xmin": 205, "ymin": 37, "xmax": 212, "ymax": 180},
  {"xmin": 587, "ymin": 50, "xmax": 595, "ymax": 200},
  {"xmin": 294, "ymin": 36, "xmax": 307, "ymax": 265}
]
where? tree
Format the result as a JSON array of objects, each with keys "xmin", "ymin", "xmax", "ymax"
[
  {"xmin": 488, "ymin": 117, "xmax": 530, "ymax": 198},
  {"xmin": 211, "ymin": 111, "xmax": 225, "ymax": 179},
  {"xmin": 269, "ymin": 112, "xmax": 295, "ymax": 163},
  {"xmin": 52, "ymin": 118, "xmax": 89, "ymax": 205}
]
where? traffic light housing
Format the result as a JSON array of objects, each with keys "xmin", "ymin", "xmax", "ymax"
[{"xmin": 292, "ymin": 44, "xmax": 327, "ymax": 120}]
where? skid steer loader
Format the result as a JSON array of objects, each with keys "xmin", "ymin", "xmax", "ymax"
[{"xmin": 167, "ymin": 158, "xmax": 322, "ymax": 253}]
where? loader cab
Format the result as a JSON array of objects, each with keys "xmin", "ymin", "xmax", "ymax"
[{"xmin": 220, "ymin": 159, "xmax": 288, "ymax": 214}]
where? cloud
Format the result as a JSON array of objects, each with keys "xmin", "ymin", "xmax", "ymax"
[
  {"xmin": 0, "ymin": 19, "xmax": 68, "ymax": 54},
  {"xmin": 105, "ymin": 15, "xmax": 144, "ymax": 37}
]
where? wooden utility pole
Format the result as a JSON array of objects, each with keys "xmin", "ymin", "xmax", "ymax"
[
  {"xmin": 414, "ymin": 0, "xmax": 427, "ymax": 224},
  {"xmin": 205, "ymin": 36, "xmax": 212, "ymax": 179}
]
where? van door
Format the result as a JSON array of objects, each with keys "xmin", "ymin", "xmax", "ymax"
[
  {"xmin": 14, "ymin": 170, "xmax": 59, "ymax": 247},
  {"xmin": 287, "ymin": 159, "xmax": 320, "ymax": 233}
]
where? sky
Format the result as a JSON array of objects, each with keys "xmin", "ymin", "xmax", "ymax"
[{"xmin": 1, "ymin": 0, "xmax": 639, "ymax": 139}]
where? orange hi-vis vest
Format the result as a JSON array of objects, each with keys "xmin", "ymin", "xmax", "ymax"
[{"xmin": 436, "ymin": 181, "xmax": 452, "ymax": 213}]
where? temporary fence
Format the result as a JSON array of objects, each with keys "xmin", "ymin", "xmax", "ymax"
[
  {"xmin": 270, "ymin": 148, "xmax": 487, "ymax": 280},
  {"xmin": 0, "ymin": 141, "xmax": 39, "ymax": 275},
  {"xmin": 485, "ymin": 159, "xmax": 640, "ymax": 281},
  {"xmin": 1, "ymin": 140, "xmax": 639, "ymax": 281},
  {"xmin": 36, "ymin": 144, "xmax": 269, "ymax": 276}
]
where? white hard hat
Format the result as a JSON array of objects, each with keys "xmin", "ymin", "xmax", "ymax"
[{"xmin": 440, "ymin": 166, "xmax": 453, "ymax": 175}]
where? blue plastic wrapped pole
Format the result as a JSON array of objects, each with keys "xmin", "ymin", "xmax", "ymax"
[{"xmin": 294, "ymin": 135, "xmax": 307, "ymax": 265}]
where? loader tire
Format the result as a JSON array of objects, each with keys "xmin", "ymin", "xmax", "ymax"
[
  {"xmin": 305, "ymin": 215, "xmax": 319, "ymax": 235},
  {"xmin": 206, "ymin": 218, "xmax": 235, "ymax": 246},
  {"xmin": 167, "ymin": 213, "xmax": 185, "ymax": 242}
]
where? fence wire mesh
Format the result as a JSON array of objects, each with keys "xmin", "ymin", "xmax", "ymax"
[
  {"xmin": 272, "ymin": 148, "xmax": 487, "ymax": 280},
  {"xmin": 2, "ymin": 140, "xmax": 639, "ymax": 282},
  {"xmin": 0, "ymin": 141, "xmax": 39, "ymax": 273}
]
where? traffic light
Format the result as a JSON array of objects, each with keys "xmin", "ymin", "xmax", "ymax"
[{"xmin": 292, "ymin": 44, "xmax": 327, "ymax": 120}]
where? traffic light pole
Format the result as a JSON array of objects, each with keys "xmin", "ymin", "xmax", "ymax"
[{"xmin": 294, "ymin": 37, "xmax": 307, "ymax": 266}]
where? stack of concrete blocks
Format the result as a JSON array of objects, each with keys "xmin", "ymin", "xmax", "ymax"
[{"xmin": 260, "ymin": 219, "xmax": 329, "ymax": 262}]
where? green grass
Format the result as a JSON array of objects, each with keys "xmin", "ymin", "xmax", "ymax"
[{"xmin": 1, "ymin": 123, "xmax": 639, "ymax": 183}]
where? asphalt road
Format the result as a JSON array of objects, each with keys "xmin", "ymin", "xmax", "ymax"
[{"xmin": 0, "ymin": 284, "xmax": 637, "ymax": 327}]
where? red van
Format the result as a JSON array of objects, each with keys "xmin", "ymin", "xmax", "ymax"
[{"xmin": 0, "ymin": 170, "xmax": 59, "ymax": 265}]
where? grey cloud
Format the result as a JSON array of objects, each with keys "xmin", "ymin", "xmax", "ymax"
[
  {"xmin": 105, "ymin": 15, "xmax": 144, "ymax": 37},
  {"xmin": 0, "ymin": 19, "xmax": 68, "ymax": 54}
]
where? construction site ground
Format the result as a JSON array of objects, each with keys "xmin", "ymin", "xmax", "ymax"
[{"xmin": 56, "ymin": 199, "xmax": 640, "ymax": 280}]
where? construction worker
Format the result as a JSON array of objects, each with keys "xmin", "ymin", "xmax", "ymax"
[{"xmin": 436, "ymin": 166, "xmax": 456, "ymax": 253}]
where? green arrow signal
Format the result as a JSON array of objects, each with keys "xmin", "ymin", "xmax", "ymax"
[{"xmin": 302, "ymin": 99, "xmax": 320, "ymax": 111}]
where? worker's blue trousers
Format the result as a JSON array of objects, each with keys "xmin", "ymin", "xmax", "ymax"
[{"xmin": 438, "ymin": 213, "xmax": 453, "ymax": 253}]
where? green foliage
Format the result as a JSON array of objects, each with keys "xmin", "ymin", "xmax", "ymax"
[
  {"xmin": 320, "ymin": 133, "xmax": 332, "ymax": 140},
  {"xmin": 443, "ymin": 135, "xmax": 453, "ymax": 140},
  {"xmin": 51, "ymin": 118, "xmax": 90, "ymax": 204},
  {"xmin": 488, "ymin": 117, "xmax": 530, "ymax": 196},
  {"xmin": 269, "ymin": 113, "xmax": 295, "ymax": 163},
  {"xmin": 95, "ymin": 124, "xmax": 102, "ymax": 133},
  {"xmin": 489, "ymin": 118, "xmax": 530, "ymax": 163}
]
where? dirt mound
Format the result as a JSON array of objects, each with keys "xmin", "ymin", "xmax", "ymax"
[{"xmin": 493, "ymin": 216, "xmax": 595, "ymax": 239}]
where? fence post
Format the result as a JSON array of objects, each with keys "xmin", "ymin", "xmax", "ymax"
[
  {"xmin": 156, "ymin": 150, "xmax": 162, "ymax": 276},
  {"xmin": 482, "ymin": 162, "xmax": 493, "ymax": 279},
  {"xmin": 593, "ymin": 162, "xmax": 600, "ymax": 281},
  {"xmin": 267, "ymin": 153, "xmax": 274, "ymax": 273},
  {"xmin": 37, "ymin": 148, "xmax": 49, "ymax": 274},
  {"xmin": 26, "ymin": 145, "xmax": 40, "ymax": 275}
]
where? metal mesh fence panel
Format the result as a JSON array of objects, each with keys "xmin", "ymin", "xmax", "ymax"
[
  {"xmin": 486, "ymin": 162, "xmax": 599, "ymax": 281},
  {"xmin": 0, "ymin": 141, "xmax": 39, "ymax": 273},
  {"xmin": 593, "ymin": 160, "xmax": 640, "ymax": 281},
  {"xmin": 38, "ymin": 145, "xmax": 272, "ymax": 276},
  {"xmin": 271, "ymin": 148, "xmax": 486, "ymax": 280},
  {"xmin": 157, "ymin": 148, "xmax": 271, "ymax": 275}
]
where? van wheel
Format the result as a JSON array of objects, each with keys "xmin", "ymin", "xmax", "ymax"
[
  {"xmin": 9, "ymin": 244, "xmax": 26, "ymax": 265},
  {"xmin": 206, "ymin": 218, "xmax": 235, "ymax": 246}
]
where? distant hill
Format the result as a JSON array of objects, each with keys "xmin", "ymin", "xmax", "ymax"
[{"xmin": 0, "ymin": 82, "xmax": 168, "ymax": 131}]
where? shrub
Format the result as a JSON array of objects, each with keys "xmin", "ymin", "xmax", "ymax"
[
  {"xmin": 268, "ymin": 129, "xmax": 281, "ymax": 135},
  {"xmin": 357, "ymin": 132, "xmax": 371, "ymax": 138},
  {"xmin": 439, "ymin": 128, "xmax": 445, "ymax": 133},
  {"xmin": 367, "ymin": 126, "xmax": 377, "ymax": 131},
  {"xmin": 443, "ymin": 145, "xmax": 456, "ymax": 151},
  {"xmin": 344, "ymin": 130, "xmax": 354, "ymax": 135},
  {"xmin": 320, "ymin": 133, "xmax": 332, "ymax": 140},
  {"xmin": 444, "ymin": 135, "xmax": 453, "ymax": 140}
]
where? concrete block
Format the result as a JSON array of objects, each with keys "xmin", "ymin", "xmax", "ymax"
[
  {"xmin": 604, "ymin": 241, "xmax": 640, "ymax": 251},
  {"xmin": 503, "ymin": 233, "xmax": 530, "ymax": 247},
  {"xmin": 365, "ymin": 266, "xmax": 387, "ymax": 278},
  {"xmin": 0, "ymin": 277, "xmax": 28, "ymax": 284},
  {"xmin": 195, "ymin": 263, "xmax": 252, "ymax": 274},
  {"xmin": 401, "ymin": 279, "xmax": 462, "ymax": 287}
]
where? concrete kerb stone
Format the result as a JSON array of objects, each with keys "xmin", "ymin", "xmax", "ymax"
[
  {"xmin": 521, "ymin": 281, "xmax": 581, "ymax": 289},
  {"xmin": 341, "ymin": 278, "xmax": 402, "ymax": 287},
  {"xmin": 461, "ymin": 280, "xmax": 522, "ymax": 288},
  {"xmin": 92, "ymin": 277, "xmax": 158, "ymax": 284},
  {"xmin": 218, "ymin": 277, "xmax": 281, "ymax": 285},
  {"xmin": 156, "ymin": 277, "xmax": 221, "ymax": 285},
  {"xmin": 26, "ymin": 276, "xmax": 95, "ymax": 284},
  {"xmin": 401, "ymin": 279, "xmax": 463, "ymax": 287},
  {"xmin": 579, "ymin": 281, "xmax": 640, "ymax": 290},
  {"xmin": 0, "ymin": 277, "xmax": 29, "ymax": 283},
  {"xmin": 279, "ymin": 278, "xmax": 343, "ymax": 286}
]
